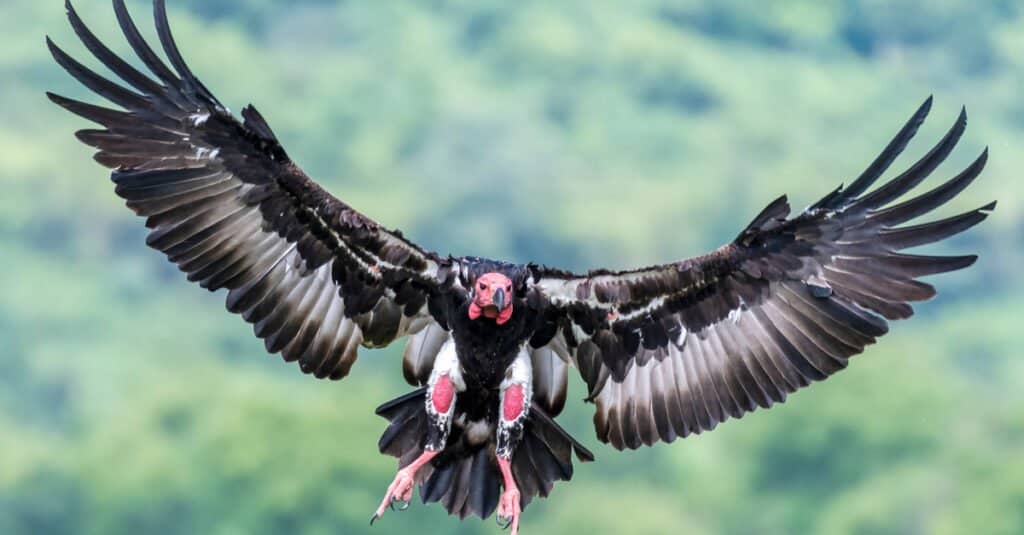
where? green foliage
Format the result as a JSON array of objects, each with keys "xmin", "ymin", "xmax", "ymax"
[{"xmin": 1, "ymin": 0, "xmax": 1021, "ymax": 534}]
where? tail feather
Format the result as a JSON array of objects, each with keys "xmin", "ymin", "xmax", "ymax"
[
  {"xmin": 512, "ymin": 405, "xmax": 595, "ymax": 508},
  {"xmin": 375, "ymin": 391, "xmax": 594, "ymax": 520},
  {"xmin": 419, "ymin": 433, "xmax": 487, "ymax": 519},
  {"xmin": 468, "ymin": 448, "xmax": 501, "ymax": 518},
  {"xmin": 438, "ymin": 451, "xmax": 481, "ymax": 518},
  {"xmin": 376, "ymin": 387, "xmax": 428, "ymax": 462}
]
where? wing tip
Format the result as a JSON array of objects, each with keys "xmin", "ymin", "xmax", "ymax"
[
  {"xmin": 45, "ymin": 90, "xmax": 64, "ymax": 105},
  {"xmin": 45, "ymin": 36, "xmax": 81, "ymax": 80},
  {"xmin": 930, "ymin": 254, "xmax": 980, "ymax": 274},
  {"xmin": 816, "ymin": 96, "xmax": 938, "ymax": 211},
  {"xmin": 44, "ymin": 34, "xmax": 59, "ymax": 55},
  {"xmin": 955, "ymin": 104, "xmax": 968, "ymax": 132},
  {"xmin": 855, "ymin": 102, "xmax": 972, "ymax": 210},
  {"xmin": 916, "ymin": 94, "xmax": 934, "ymax": 123},
  {"xmin": 976, "ymin": 145, "xmax": 989, "ymax": 167},
  {"xmin": 73, "ymin": 128, "xmax": 96, "ymax": 145}
]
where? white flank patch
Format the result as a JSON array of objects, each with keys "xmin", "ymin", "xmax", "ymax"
[
  {"xmin": 429, "ymin": 339, "xmax": 466, "ymax": 391},
  {"xmin": 502, "ymin": 347, "xmax": 534, "ymax": 388}
]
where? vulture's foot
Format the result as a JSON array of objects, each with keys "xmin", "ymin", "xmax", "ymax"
[
  {"xmin": 370, "ymin": 450, "xmax": 437, "ymax": 525},
  {"xmin": 496, "ymin": 457, "xmax": 522, "ymax": 534},
  {"xmin": 496, "ymin": 486, "xmax": 522, "ymax": 533}
]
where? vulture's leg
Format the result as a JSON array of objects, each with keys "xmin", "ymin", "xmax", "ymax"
[
  {"xmin": 371, "ymin": 339, "xmax": 463, "ymax": 524},
  {"xmin": 496, "ymin": 348, "xmax": 532, "ymax": 535}
]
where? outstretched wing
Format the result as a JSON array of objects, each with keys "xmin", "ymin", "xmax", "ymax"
[
  {"xmin": 530, "ymin": 98, "xmax": 994, "ymax": 450},
  {"xmin": 49, "ymin": 0, "xmax": 461, "ymax": 380}
]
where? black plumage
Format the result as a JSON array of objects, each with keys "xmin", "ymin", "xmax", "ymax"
[{"xmin": 49, "ymin": 0, "xmax": 993, "ymax": 529}]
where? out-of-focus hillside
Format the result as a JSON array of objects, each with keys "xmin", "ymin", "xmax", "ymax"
[{"xmin": 1, "ymin": 1, "xmax": 1021, "ymax": 534}]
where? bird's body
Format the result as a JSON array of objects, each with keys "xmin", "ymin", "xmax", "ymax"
[
  {"xmin": 447, "ymin": 263, "xmax": 534, "ymax": 392},
  {"xmin": 49, "ymin": 2, "xmax": 995, "ymax": 534}
]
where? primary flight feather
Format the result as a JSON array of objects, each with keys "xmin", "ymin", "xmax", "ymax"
[{"xmin": 48, "ymin": 1, "xmax": 994, "ymax": 533}]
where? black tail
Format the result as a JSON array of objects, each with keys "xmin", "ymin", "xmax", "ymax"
[{"xmin": 376, "ymin": 389, "xmax": 594, "ymax": 519}]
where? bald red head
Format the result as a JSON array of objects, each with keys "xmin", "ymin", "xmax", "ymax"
[{"xmin": 468, "ymin": 272, "xmax": 514, "ymax": 325}]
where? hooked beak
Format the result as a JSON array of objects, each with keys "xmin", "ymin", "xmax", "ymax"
[{"xmin": 492, "ymin": 287, "xmax": 506, "ymax": 312}]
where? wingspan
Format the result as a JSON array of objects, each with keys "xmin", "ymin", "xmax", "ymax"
[
  {"xmin": 49, "ymin": 0, "xmax": 461, "ymax": 380},
  {"xmin": 530, "ymin": 97, "xmax": 994, "ymax": 449}
]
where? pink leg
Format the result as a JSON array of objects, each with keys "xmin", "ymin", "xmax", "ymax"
[
  {"xmin": 372, "ymin": 373, "xmax": 455, "ymax": 525},
  {"xmin": 495, "ymin": 381, "xmax": 526, "ymax": 533},
  {"xmin": 370, "ymin": 449, "xmax": 438, "ymax": 524},
  {"xmin": 497, "ymin": 456, "xmax": 522, "ymax": 535}
]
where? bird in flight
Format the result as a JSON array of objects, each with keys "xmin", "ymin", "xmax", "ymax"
[{"xmin": 49, "ymin": 1, "xmax": 994, "ymax": 533}]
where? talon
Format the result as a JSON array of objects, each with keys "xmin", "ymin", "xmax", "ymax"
[
  {"xmin": 373, "ymin": 469, "xmax": 415, "ymax": 523},
  {"xmin": 371, "ymin": 450, "xmax": 438, "ymax": 525}
]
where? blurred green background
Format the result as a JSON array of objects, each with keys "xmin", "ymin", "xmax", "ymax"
[{"xmin": 2, "ymin": 0, "xmax": 1022, "ymax": 534}]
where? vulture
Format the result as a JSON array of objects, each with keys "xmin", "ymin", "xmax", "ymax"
[{"xmin": 49, "ymin": 1, "xmax": 995, "ymax": 533}]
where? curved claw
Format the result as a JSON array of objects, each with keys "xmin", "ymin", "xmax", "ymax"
[
  {"xmin": 372, "ymin": 468, "xmax": 417, "ymax": 524},
  {"xmin": 497, "ymin": 487, "xmax": 521, "ymax": 535},
  {"xmin": 372, "ymin": 451, "xmax": 437, "ymax": 527},
  {"xmin": 497, "ymin": 514, "xmax": 511, "ymax": 529}
]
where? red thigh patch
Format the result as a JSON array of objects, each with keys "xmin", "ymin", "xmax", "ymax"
[
  {"xmin": 432, "ymin": 375, "xmax": 454, "ymax": 413},
  {"xmin": 502, "ymin": 384, "xmax": 525, "ymax": 421}
]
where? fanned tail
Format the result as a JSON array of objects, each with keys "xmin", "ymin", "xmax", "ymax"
[
  {"xmin": 376, "ymin": 390, "xmax": 594, "ymax": 519},
  {"xmin": 510, "ymin": 406, "xmax": 595, "ymax": 509}
]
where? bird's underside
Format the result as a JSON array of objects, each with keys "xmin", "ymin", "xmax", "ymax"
[{"xmin": 49, "ymin": 1, "xmax": 995, "ymax": 534}]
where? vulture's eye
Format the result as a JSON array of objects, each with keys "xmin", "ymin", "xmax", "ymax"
[
  {"xmin": 506, "ymin": 285, "xmax": 512, "ymax": 292},
  {"xmin": 478, "ymin": 282, "xmax": 487, "ymax": 291}
]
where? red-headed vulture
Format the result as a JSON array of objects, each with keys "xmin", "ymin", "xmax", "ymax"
[{"xmin": 48, "ymin": 1, "xmax": 995, "ymax": 533}]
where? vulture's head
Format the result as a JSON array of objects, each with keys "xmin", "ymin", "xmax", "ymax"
[{"xmin": 468, "ymin": 272, "xmax": 514, "ymax": 325}]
